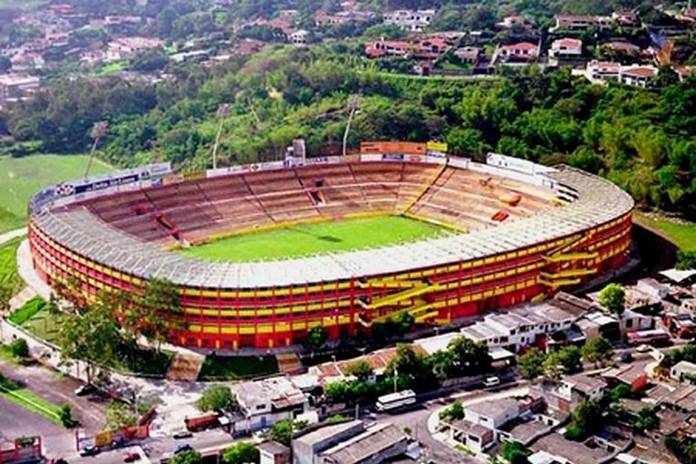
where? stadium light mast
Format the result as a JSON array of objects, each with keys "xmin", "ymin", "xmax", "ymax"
[
  {"xmin": 212, "ymin": 103, "xmax": 231, "ymax": 170},
  {"xmin": 83, "ymin": 121, "xmax": 108, "ymax": 179},
  {"xmin": 342, "ymin": 94, "xmax": 361, "ymax": 157}
]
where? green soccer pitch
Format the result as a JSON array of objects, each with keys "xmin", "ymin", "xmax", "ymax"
[{"xmin": 178, "ymin": 215, "xmax": 450, "ymax": 262}]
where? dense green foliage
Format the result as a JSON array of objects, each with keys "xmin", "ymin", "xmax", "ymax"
[
  {"xmin": 223, "ymin": 442, "xmax": 259, "ymax": 464},
  {"xmin": 599, "ymin": 283, "xmax": 626, "ymax": 316},
  {"xmin": 2, "ymin": 43, "xmax": 694, "ymax": 218},
  {"xmin": 9, "ymin": 297, "xmax": 48, "ymax": 326},
  {"xmin": 501, "ymin": 440, "xmax": 531, "ymax": 464},
  {"xmin": 581, "ymin": 336, "xmax": 615, "ymax": 368},
  {"xmin": 676, "ymin": 250, "xmax": 696, "ymax": 270},
  {"xmin": 196, "ymin": 385, "xmax": 237, "ymax": 412}
]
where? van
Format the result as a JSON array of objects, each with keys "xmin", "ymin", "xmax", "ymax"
[{"xmin": 482, "ymin": 376, "xmax": 500, "ymax": 387}]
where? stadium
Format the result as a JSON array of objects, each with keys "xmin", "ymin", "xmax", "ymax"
[{"xmin": 27, "ymin": 143, "xmax": 634, "ymax": 350}]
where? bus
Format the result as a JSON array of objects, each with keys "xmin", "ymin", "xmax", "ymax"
[
  {"xmin": 627, "ymin": 329, "xmax": 671, "ymax": 347},
  {"xmin": 375, "ymin": 390, "xmax": 417, "ymax": 412}
]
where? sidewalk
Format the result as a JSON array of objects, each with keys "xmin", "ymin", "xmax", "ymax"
[{"xmin": 0, "ymin": 227, "xmax": 26, "ymax": 245}]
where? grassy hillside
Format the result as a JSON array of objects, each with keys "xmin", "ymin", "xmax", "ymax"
[{"xmin": 0, "ymin": 155, "xmax": 112, "ymax": 233}]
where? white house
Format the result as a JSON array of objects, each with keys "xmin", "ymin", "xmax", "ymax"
[
  {"xmin": 585, "ymin": 60, "xmax": 621, "ymax": 83},
  {"xmin": 289, "ymin": 30, "xmax": 309, "ymax": 46},
  {"xmin": 620, "ymin": 65, "xmax": 658, "ymax": 87},
  {"xmin": 232, "ymin": 377, "xmax": 308, "ymax": 432},
  {"xmin": 383, "ymin": 9, "xmax": 435, "ymax": 32},
  {"xmin": 498, "ymin": 42, "xmax": 539, "ymax": 59},
  {"xmin": 465, "ymin": 398, "xmax": 520, "ymax": 429},
  {"xmin": 557, "ymin": 374, "xmax": 606, "ymax": 402},
  {"xmin": 671, "ymin": 361, "xmax": 696, "ymax": 383},
  {"xmin": 550, "ymin": 38, "xmax": 582, "ymax": 57},
  {"xmin": 551, "ymin": 14, "xmax": 612, "ymax": 31}
]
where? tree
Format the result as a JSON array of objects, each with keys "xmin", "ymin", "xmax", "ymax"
[
  {"xmin": 385, "ymin": 344, "xmax": 437, "ymax": 392},
  {"xmin": 582, "ymin": 336, "xmax": 614, "ymax": 368},
  {"xmin": 222, "ymin": 442, "xmax": 259, "ymax": 464},
  {"xmin": 304, "ymin": 327, "xmax": 328, "ymax": 353},
  {"xmin": 518, "ymin": 348, "xmax": 546, "ymax": 380},
  {"xmin": 439, "ymin": 401, "xmax": 464, "ymax": 423},
  {"xmin": 106, "ymin": 402, "xmax": 137, "ymax": 430},
  {"xmin": 271, "ymin": 419, "xmax": 307, "ymax": 446},
  {"xmin": 566, "ymin": 399, "xmax": 603, "ymax": 440},
  {"xmin": 676, "ymin": 251, "xmax": 696, "ymax": 270},
  {"xmin": 446, "ymin": 337, "xmax": 491, "ymax": 377},
  {"xmin": 543, "ymin": 346, "xmax": 582, "ymax": 379},
  {"xmin": 633, "ymin": 407, "xmax": 659, "ymax": 433},
  {"xmin": 196, "ymin": 385, "xmax": 236, "ymax": 412},
  {"xmin": 0, "ymin": 56, "xmax": 11, "ymax": 72},
  {"xmin": 599, "ymin": 283, "xmax": 625, "ymax": 317},
  {"xmin": 344, "ymin": 360, "xmax": 374, "ymax": 382},
  {"xmin": 10, "ymin": 338, "xmax": 29, "ymax": 358},
  {"xmin": 169, "ymin": 450, "xmax": 203, "ymax": 464},
  {"xmin": 501, "ymin": 440, "xmax": 530, "ymax": 464},
  {"xmin": 59, "ymin": 404, "xmax": 78, "ymax": 428},
  {"xmin": 135, "ymin": 278, "xmax": 185, "ymax": 353}
]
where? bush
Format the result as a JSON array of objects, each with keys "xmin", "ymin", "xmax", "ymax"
[
  {"xmin": 59, "ymin": 404, "xmax": 79, "ymax": 428},
  {"xmin": 196, "ymin": 385, "xmax": 236, "ymax": 412},
  {"xmin": 10, "ymin": 338, "xmax": 29, "ymax": 358}
]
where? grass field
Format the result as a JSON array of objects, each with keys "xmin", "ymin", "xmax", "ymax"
[
  {"xmin": 198, "ymin": 355, "xmax": 279, "ymax": 381},
  {"xmin": 634, "ymin": 212, "xmax": 696, "ymax": 251},
  {"xmin": 180, "ymin": 216, "xmax": 448, "ymax": 262},
  {"xmin": 0, "ymin": 237, "xmax": 24, "ymax": 297},
  {"xmin": 0, "ymin": 154, "xmax": 112, "ymax": 233},
  {"xmin": 0, "ymin": 375, "xmax": 63, "ymax": 425}
]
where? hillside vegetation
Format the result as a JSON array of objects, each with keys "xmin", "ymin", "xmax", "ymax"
[{"xmin": 3, "ymin": 45, "xmax": 694, "ymax": 219}]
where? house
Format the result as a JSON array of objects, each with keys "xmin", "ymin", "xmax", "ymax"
[
  {"xmin": 464, "ymin": 398, "xmax": 520, "ymax": 429},
  {"xmin": 497, "ymin": 16, "xmax": 528, "ymax": 28},
  {"xmin": 550, "ymin": 38, "xmax": 583, "ymax": 57},
  {"xmin": 620, "ymin": 65, "xmax": 658, "ymax": 87},
  {"xmin": 293, "ymin": 421, "xmax": 365, "ymax": 464},
  {"xmin": 454, "ymin": 47, "xmax": 480, "ymax": 64},
  {"xmin": 289, "ymin": 30, "xmax": 309, "ymax": 46},
  {"xmin": 232, "ymin": 377, "xmax": 308, "ymax": 431},
  {"xmin": 671, "ymin": 361, "xmax": 696, "ymax": 383},
  {"xmin": 585, "ymin": 60, "xmax": 621, "ymax": 83},
  {"xmin": 602, "ymin": 41, "xmax": 641, "ymax": 55},
  {"xmin": 637, "ymin": 278, "xmax": 671, "ymax": 300},
  {"xmin": 575, "ymin": 310, "xmax": 620, "ymax": 341},
  {"xmin": 292, "ymin": 420, "xmax": 407, "ymax": 464},
  {"xmin": 365, "ymin": 37, "xmax": 450, "ymax": 60},
  {"xmin": 674, "ymin": 65, "xmax": 696, "ymax": 82},
  {"xmin": 498, "ymin": 42, "xmax": 539, "ymax": 60},
  {"xmin": 621, "ymin": 309, "xmax": 654, "ymax": 335},
  {"xmin": 660, "ymin": 384, "xmax": 696, "ymax": 413},
  {"xmin": 106, "ymin": 37, "xmax": 164, "ymax": 61},
  {"xmin": 529, "ymin": 433, "xmax": 612, "ymax": 464},
  {"xmin": 551, "ymin": 14, "xmax": 612, "ymax": 32},
  {"xmin": 558, "ymin": 374, "xmax": 606, "ymax": 402},
  {"xmin": 383, "ymin": 9, "xmax": 435, "ymax": 32},
  {"xmin": 602, "ymin": 364, "xmax": 649, "ymax": 393},
  {"xmin": 0, "ymin": 74, "xmax": 40, "ymax": 102},
  {"xmin": 318, "ymin": 422, "xmax": 407, "ymax": 464},
  {"xmin": 448, "ymin": 419, "xmax": 496, "ymax": 453},
  {"xmin": 259, "ymin": 441, "xmax": 290, "ymax": 464},
  {"xmin": 612, "ymin": 11, "xmax": 639, "ymax": 26}
]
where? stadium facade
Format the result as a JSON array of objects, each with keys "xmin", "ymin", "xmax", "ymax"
[{"xmin": 28, "ymin": 148, "xmax": 634, "ymax": 350}]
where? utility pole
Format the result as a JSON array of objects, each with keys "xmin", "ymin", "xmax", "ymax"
[
  {"xmin": 212, "ymin": 103, "xmax": 230, "ymax": 170},
  {"xmin": 342, "ymin": 94, "xmax": 361, "ymax": 157},
  {"xmin": 83, "ymin": 121, "xmax": 108, "ymax": 178}
]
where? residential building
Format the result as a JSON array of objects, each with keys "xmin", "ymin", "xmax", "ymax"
[
  {"xmin": 585, "ymin": 60, "xmax": 621, "ymax": 83},
  {"xmin": 550, "ymin": 38, "xmax": 582, "ymax": 57},
  {"xmin": 660, "ymin": 384, "xmax": 696, "ymax": 413},
  {"xmin": 529, "ymin": 433, "xmax": 612, "ymax": 464},
  {"xmin": 289, "ymin": 30, "xmax": 309, "ymax": 46},
  {"xmin": 365, "ymin": 37, "xmax": 450, "ymax": 60},
  {"xmin": 497, "ymin": 16, "xmax": 528, "ymax": 28},
  {"xmin": 574, "ymin": 310, "xmax": 620, "ymax": 341},
  {"xmin": 551, "ymin": 14, "xmax": 612, "ymax": 32},
  {"xmin": 293, "ymin": 421, "xmax": 365, "ymax": 464},
  {"xmin": 602, "ymin": 41, "xmax": 641, "ymax": 55},
  {"xmin": 448, "ymin": 419, "xmax": 496, "ymax": 452},
  {"xmin": 498, "ymin": 42, "xmax": 539, "ymax": 61},
  {"xmin": 674, "ymin": 65, "xmax": 696, "ymax": 81},
  {"xmin": 106, "ymin": 36, "xmax": 163, "ymax": 61},
  {"xmin": 637, "ymin": 278, "xmax": 671, "ymax": 300},
  {"xmin": 318, "ymin": 422, "xmax": 407, "ymax": 464},
  {"xmin": 232, "ymin": 377, "xmax": 308, "ymax": 431},
  {"xmin": 557, "ymin": 374, "xmax": 605, "ymax": 402},
  {"xmin": 612, "ymin": 11, "xmax": 639, "ymax": 26},
  {"xmin": 453, "ymin": 47, "xmax": 480, "ymax": 64},
  {"xmin": 671, "ymin": 361, "xmax": 696, "ymax": 383},
  {"xmin": 464, "ymin": 398, "xmax": 520, "ymax": 429},
  {"xmin": 383, "ymin": 9, "xmax": 435, "ymax": 32},
  {"xmin": 259, "ymin": 441, "xmax": 290, "ymax": 464},
  {"xmin": 620, "ymin": 65, "xmax": 658, "ymax": 87},
  {"xmin": 602, "ymin": 364, "xmax": 649, "ymax": 393},
  {"xmin": 0, "ymin": 74, "xmax": 40, "ymax": 102}
]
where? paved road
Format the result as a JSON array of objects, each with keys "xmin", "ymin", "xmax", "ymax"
[
  {"xmin": 0, "ymin": 396, "xmax": 76, "ymax": 459},
  {"xmin": 0, "ymin": 227, "xmax": 26, "ymax": 245},
  {"xmin": 0, "ymin": 360, "xmax": 106, "ymax": 432}
]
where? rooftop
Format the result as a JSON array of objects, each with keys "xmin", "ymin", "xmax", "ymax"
[
  {"xmin": 257, "ymin": 441, "xmax": 290, "ymax": 455},
  {"xmin": 294, "ymin": 420, "xmax": 364, "ymax": 447},
  {"xmin": 564, "ymin": 373, "xmax": 606, "ymax": 394},
  {"xmin": 465, "ymin": 398, "xmax": 519, "ymax": 419},
  {"xmin": 234, "ymin": 377, "xmax": 306, "ymax": 411},
  {"xmin": 531, "ymin": 433, "xmax": 611, "ymax": 464},
  {"xmin": 319, "ymin": 422, "xmax": 405, "ymax": 464}
]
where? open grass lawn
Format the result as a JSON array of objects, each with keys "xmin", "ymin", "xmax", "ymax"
[
  {"xmin": 0, "ymin": 375, "xmax": 62, "ymax": 425},
  {"xmin": 180, "ymin": 216, "xmax": 448, "ymax": 262},
  {"xmin": 198, "ymin": 355, "xmax": 279, "ymax": 381},
  {"xmin": 0, "ymin": 237, "xmax": 24, "ymax": 296},
  {"xmin": 0, "ymin": 154, "xmax": 112, "ymax": 233},
  {"xmin": 634, "ymin": 212, "xmax": 696, "ymax": 251},
  {"xmin": 21, "ymin": 307, "xmax": 61, "ymax": 345},
  {"xmin": 9, "ymin": 297, "xmax": 47, "ymax": 325}
]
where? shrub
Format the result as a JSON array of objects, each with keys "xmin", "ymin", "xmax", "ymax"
[{"xmin": 10, "ymin": 338, "xmax": 29, "ymax": 358}]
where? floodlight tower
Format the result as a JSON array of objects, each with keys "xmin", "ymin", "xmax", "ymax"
[
  {"xmin": 342, "ymin": 94, "xmax": 361, "ymax": 157},
  {"xmin": 83, "ymin": 121, "xmax": 109, "ymax": 178},
  {"xmin": 212, "ymin": 103, "xmax": 231, "ymax": 170}
]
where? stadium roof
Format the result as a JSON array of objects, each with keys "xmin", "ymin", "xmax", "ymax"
[{"xmin": 32, "ymin": 166, "xmax": 634, "ymax": 289}]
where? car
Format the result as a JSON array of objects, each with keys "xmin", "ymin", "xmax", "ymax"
[
  {"xmin": 173, "ymin": 444, "xmax": 193, "ymax": 455},
  {"xmin": 619, "ymin": 352, "xmax": 633, "ymax": 363},
  {"xmin": 79, "ymin": 445, "xmax": 100, "ymax": 457},
  {"xmin": 123, "ymin": 452, "xmax": 140, "ymax": 462},
  {"xmin": 636, "ymin": 344, "xmax": 652, "ymax": 353},
  {"xmin": 482, "ymin": 376, "xmax": 501, "ymax": 387},
  {"xmin": 74, "ymin": 383, "xmax": 97, "ymax": 396},
  {"xmin": 172, "ymin": 430, "xmax": 193, "ymax": 439}
]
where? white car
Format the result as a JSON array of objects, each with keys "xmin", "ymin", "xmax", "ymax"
[
  {"xmin": 482, "ymin": 376, "xmax": 501, "ymax": 387},
  {"xmin": 636, "ymin": 344, "xmax": 652, "ymax": 353}
]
